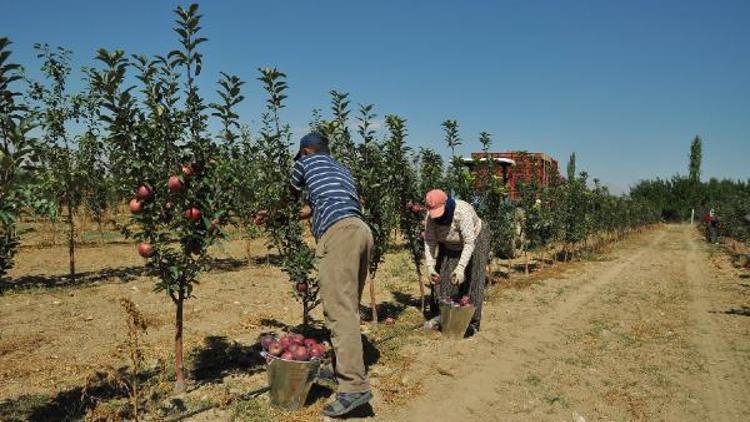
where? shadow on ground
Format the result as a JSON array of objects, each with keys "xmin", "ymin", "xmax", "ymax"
[
  {"xmin": 715, "ymin": 306, "xmax": 750, "ymax": 317},
  {"xmin": 0, "ymin": 367, "xmax": 161, "ymax": 421},
  {"xmin": 360, "ymin": 290, "xmax": 424, "ymax": 323},
  {"xmin": 190, "ymin": 336, "xmax": 267, "ymax": 383},
  {"xmin": 2, "ymin": 257, "xmax": 246, "ymax": 293}
]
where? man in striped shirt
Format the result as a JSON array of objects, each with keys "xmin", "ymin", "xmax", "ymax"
[{"xmin": 290, "ymin": 132, "xmax": 374, "ymax": 417}]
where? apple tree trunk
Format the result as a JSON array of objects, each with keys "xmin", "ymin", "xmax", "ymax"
[
  {"xmin": 173, "ymin": 290, "xmax": 186, "ymax": 392},
  {"xmin": 67, "ymin": 203, "xmax": 76, "ymax": 281}
]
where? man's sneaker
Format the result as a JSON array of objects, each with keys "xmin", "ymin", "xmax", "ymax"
[
  {"xmin": 322, "ymin": 391, "xmax": 373, "ymax": 417},
  {"xmin": 465, "ymin": 322, "xmax": 480, "ymax": 338}
]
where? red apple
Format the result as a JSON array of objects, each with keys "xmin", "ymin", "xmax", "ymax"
[
  {"xmin": 281, "ymin": 351, "xmax": 294, "ymax": 361},
  {"xmin": 184, "ymin": 207, "xmax": 202, "ymax": 221},
  {"xmin": 296, "ymin": 282, "xmax": 307, "ymax": 293},
  {"xmin": 287, "ymin": 343, "xmax": 300, "ymax": 354},
  {"xmin": 279, "ymin": 336, "xmax": 292, "ymax": 350},
  {"xmin": 303, "ymin": 338, "xmax": 317, "ymax": 348},
  {"xmin": 135, "ymin": 185, "xmax": 153, "ymax": 200},
  {"xmin": 260, "ymin": 335, "xmax": 275, "ymax": 350},
  {"xmin": 181, "ymin": 164, "xmax": 195, "ymax": 177},
  {"xmin": 137, "ymin": 243, "xmax": 153, "ymax": 258},
  {"xmin": 309, "ymin": 344, "xmax": 325, "ymax": 359},
  {"xmin": 293, "ymin": 347, "xmax": 309, "ymax": 361},
  {"xmin": 129, "ymin": 198, "xmax": 143, "ymax": 214},
  {"xmin": 267, "ymin": 342, "xmax": 283, "ymax": 356},
  {"xmin": 290, "ymin": 334, "xmax": 305, "ymax": 345},
  {"xmin": 459, "ymin": 296, "xmax": 471, "ymax": 306},
  {"xmin": 168, "ymin": 175, "xmax": 184, "ymax": 193}
]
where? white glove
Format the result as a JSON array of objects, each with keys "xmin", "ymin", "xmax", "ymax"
[{"xmin": 451, "ymin": 265, "xmax": 466, "ymax": 285}]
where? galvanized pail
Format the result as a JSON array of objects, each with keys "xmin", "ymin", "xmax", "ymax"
[
  {"xmin": 439, "ymin": 304, "xmax": 475, "ymax": 339},
  {"xmin": 264, "ymin": 354, "xmax": 321, "ymax": 410}
]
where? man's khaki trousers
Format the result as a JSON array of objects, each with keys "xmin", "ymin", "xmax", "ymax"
[{"xmin": 316, "ymin": 217, "xmax": 373, "ymax": 393}]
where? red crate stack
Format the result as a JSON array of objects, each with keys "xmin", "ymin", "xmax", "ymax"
[{"xmin": 469, "ymin": 151, "xmax": 560, "ymax": 200}]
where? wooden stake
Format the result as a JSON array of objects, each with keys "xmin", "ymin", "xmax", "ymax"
[
  {"xmin": 369, "ymin": 277, "xmax": 378, "ymax": 323},
  {"xmin": 417, "ymin": 273, "xmax": 426, "ymax": 314},
  {"xmin": 524, "ymin": 250, "xmax": 529, "ymax": 275}
]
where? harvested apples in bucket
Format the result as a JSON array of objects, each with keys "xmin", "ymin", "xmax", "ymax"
[
  {"xmin": 260, "ymin": 333, "xmax": 328, "ymax": 362},
  {"xmin": 445, "ymin": 295, "xmax": 472, "ymax": 307},
  {"xmin": 439, "ymin": 295, "xmax": 475, "ymax": 339}
]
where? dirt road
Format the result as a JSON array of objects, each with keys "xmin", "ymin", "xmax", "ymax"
[{"xmin": 378, "ymin": 225, "xmax": 750, "ymax": 421}]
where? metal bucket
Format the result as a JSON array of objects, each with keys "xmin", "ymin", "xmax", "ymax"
[
  {"xmin": 439, "ymin": 303, "xmax": 475, "ymax": 339},
  {"xmin": 264, "ymin": 354, "xmax": 321, "ymax": 410}
]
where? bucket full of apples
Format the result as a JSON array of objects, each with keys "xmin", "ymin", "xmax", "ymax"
[
  {"xmin": 260, "ymin": 333, "xmax": 327, "ymax": 410},
  {"xmin": 439, "ymin": 296, "xmax": 475, "ymax": 339}
]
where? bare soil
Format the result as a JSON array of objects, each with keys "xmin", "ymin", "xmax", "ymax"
[
  {"xmin": 1, "ymin": 224, "xmax": 748, "ymax": 421},
  {"xmin": 377, "ymin": 225, "xmax": 750, "ymax": 422}
]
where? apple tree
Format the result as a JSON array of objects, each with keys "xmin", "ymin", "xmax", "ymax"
[
  {"xmin": 28, "ymin": 43, "xmax": 98, "ymax": 281},
  {"xmin": 0, "ymin": 37, "xmax": 36, "ymax": 289},
  {"xmin": 254, "ymin": 67, "xmax": 319, "ymax": 326},
  {"xmin": 90, "ymin": 4, "xmax": 232, "ymax": 391}
]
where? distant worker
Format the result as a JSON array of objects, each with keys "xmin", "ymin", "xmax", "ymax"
[
  {"xmin": 423, "ymin": 189, "xmax": 491, "ymax": 336},
  {"xmin": 704, "ymin": 208, "xmax": 720, "ymax": 244}
]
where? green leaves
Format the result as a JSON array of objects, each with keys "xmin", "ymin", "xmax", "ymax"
[
  {"xmin": 0, "ymin": 38, "xmax": 35, "ymax": 282},
  {"xmin": 210, "ymin": 72, "xmax": 244, "ymax": 144},
  {"xmin": 258, "ymin": 67, "xmax": 288, "ymax": 112}
]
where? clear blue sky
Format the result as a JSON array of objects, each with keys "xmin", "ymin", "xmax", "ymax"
[{"xmin": 3, "ymin": 0, "xmax": 749, "ymax": 193}]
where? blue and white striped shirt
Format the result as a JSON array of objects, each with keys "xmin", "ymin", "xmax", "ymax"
[{"xmin": 290, "ymin": 153, "xmax": 362, "ymax": 239}]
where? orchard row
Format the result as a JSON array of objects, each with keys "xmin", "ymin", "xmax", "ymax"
[{"xmin": 0, "ymin": 3, "xmax": 682, "ymax": 392}]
